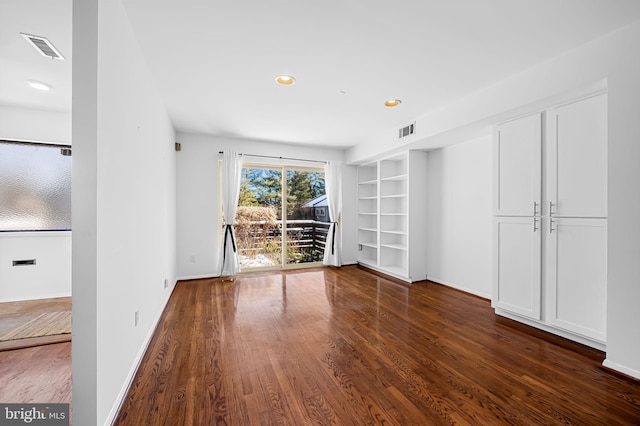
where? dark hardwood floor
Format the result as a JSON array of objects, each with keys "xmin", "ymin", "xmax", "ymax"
[
  {"xmin": 0, "ymin": 342, "xmax": 71, "ymax": 404},
  {"xmin": 114, "ymin": 266, "xmax": 640, "ymax": 425},
  {"xmin": 0, "ymin": 301, "xmax": 72, "ymax": 418}
]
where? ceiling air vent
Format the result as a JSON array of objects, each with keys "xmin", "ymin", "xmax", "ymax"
[
  {"xmin": 20, "ymin": 33, "xmax": 65, "ymax": 60},
  {"xmin": 398, "ymin": 122, "xmax": 416, "ymax": 139}
]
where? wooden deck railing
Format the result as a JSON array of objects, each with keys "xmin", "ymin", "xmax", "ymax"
[{"xmin": 236, "ymin": 220, "xmax": 330, "ymax": 264}]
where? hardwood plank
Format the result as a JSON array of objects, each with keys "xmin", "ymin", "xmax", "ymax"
[
  {"xmin": 0, "ymin": 297, "xmax": 72, "ymax": 337},
  {"xmin": 0, "ymin": 342, "xmax": 71, "ymax": 404},
  {"xmin": 0, "ymin": 297, "xmax": 72, "ymax": 351},
  {"xmin": 114, "ymin": 266, "xmax": 640, "ymax": 425},
  {"xmin": 0, "ymin": 334, "xmax": 71, "ymax": 351}
]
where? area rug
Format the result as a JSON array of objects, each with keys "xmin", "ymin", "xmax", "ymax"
[{"xmin": 0, "ymin": 311, "xmax": 71, "ymax": 342}]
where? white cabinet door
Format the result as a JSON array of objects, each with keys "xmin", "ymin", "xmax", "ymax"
[
  {"xmin": 547, "ymin": 93, "xmax": 607, "ymax": 218},
  {"xmin": 493, "ymin": 216, "xmax": 542, "ymax": 320},
  {"xmin": 546, "ymin": 217, "xmax": 607, "ymax": 342},
  {"xmin": 495, "ymin": 113, "xmax": 542, "ymax": 217}
]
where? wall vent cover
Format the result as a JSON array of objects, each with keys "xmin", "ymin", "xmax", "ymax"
[
  {"xmin": 20, "ymin": 33, "xmax": 65, "ymax": 60},
  {"xmin": 398, "ymin": 122, "xmax": 416, "ymax": 139}
]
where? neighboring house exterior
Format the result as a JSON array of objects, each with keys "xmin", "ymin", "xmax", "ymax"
[{"xmin": 301, "ymin": 194, "xmax": 329, "ymax": 222}]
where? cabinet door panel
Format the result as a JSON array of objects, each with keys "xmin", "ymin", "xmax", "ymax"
[
  {"xmin": 495, "ymin": 114, "xmax": 542, "ymax": 216},
  {"xmin": 547, "ymin": 93, "xmax": 607, "ymax": 218},
  {"xmin": 493, "ymin": 217, "xmax": 541, "ymax": 320},
  {"xmin": 546, "ymin": 218, "xmax": 607, "ymax": 342}
]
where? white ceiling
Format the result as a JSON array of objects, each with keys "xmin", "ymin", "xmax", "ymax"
[
  {"xmin": 0, "ymin": 0, "xmax": 72, "ymax": 113},
  {"xmin": 3, "ymin": 1, "xmax": 640, "ymax": 148}
]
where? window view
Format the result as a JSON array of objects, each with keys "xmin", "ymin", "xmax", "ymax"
[
  {"xmin": 0, "ymin": 141, "xmax": 72, "ymax": 231},
  {"xmin": 234, "ymin": 165, "xmax": 327, "ymax": 270},
  {"xmin": 284, "ymin": 169, "xmax": 327, "ymax": 265},
  {"xmin": 235, "ymin": 167, "xmax": 283, "ymax": 268}
]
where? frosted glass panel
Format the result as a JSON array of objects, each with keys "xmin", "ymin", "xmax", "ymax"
[{"xmin": 0, "ymin": 141, "xmax": 72, "ymax": 231}]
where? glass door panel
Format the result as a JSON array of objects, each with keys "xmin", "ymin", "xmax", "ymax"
[
  {"xmin": 235, "ymin": 167, "xmax": 282, "ymax": 269},
  {"xmin": 285, "ymin": 170, "xmax": 327, "ymax": 265},
  {"xmin": 234, "ymin": 166, "xmax": 326, "ymax": 270}
]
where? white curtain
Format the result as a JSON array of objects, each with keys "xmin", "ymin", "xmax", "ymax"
[
  {"xmin": 323, "ymin": 160, "xmax": 342, "ymax": 266},
  {"xmin": 218, "ymin": 151, "xmax": 243, "ymax": 276}
]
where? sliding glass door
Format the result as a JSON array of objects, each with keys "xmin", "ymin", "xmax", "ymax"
[
  {"xmin": 234, "ymin": 164, "xmax": 327, "ymax": 271},
  {"xmin": 284, "ymin": 169, "xmax": 328, "ymax": 265},
  {"xmin": 235, "ymin": 167, "xmax": 283, "ymax": 269}
]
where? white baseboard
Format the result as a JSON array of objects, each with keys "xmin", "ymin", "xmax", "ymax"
[
  {"xmin": 177, "ymin": 273, "xmax": 219, "ymax": 281},
  {"xmin": 177, "ymin": 264, "xmax": 357, "ymax": 282},
  {"xmin": 357, "ymin": 263, "xmax": 411, "ymax": 283},
  {"xmin": 494, "ymin": 308, "xmax": 606, "ymax": 352},
  {"xmin": 426, "ymin": 276, "xmax": 491, "ymax": 300},
  {"xmin": 0, "ymin": 292, "xmax": 72, "ymax": 303},
  {"xmin": 104, "ymin": 281, "xmax": 177, "ymax": 425},
  {"xmin": 603, "ymin": 359, "xmax": 640, "ymax": 381}
]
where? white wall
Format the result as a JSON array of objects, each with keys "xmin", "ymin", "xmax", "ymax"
[
  {"xmin": 176, "ymin": 132, "xmax": 357, "ymax": 279},
  {"xmin": 604, "ymin": 21, "xmax": 640, "ymax": 380},
  {"xmin": 0, "ymin": 106, "xmax": 72, "ymax": 304},
  {"xmin": 426, "ymin": 137, "xmax": 493, "ymax": 298},
  {"xmin": 348, "ymin": 20, "xmax": 640, "ymax": 380},
  {"xmin": 0, "ymin": 232, "xmax": 71, "ymax": 302},
  {"xmin": 72, "ymin": 0, "xmax": 177, "ymax": 424},
  {"xmin": 0, "ymin": 105, "xmax": 71, "ymax": 145}
]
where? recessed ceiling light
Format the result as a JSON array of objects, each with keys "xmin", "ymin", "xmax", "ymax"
[
  {"xmin": 27, "ymin": 80, "xmax": 52, "ymax": 91},
  {"xmin": 385, "ymin": 99, "xmax": 402, "ymax": 107},
  {"xmin": 276, "ymin": 75, "xmax": 295, "ymax": 86}
]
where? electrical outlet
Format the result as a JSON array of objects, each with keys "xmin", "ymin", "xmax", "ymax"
[
  {"xmin": 134, "ymin": 310, "xmax": 139, "ymax": 327},
  {"xmin": 164, "ymin": 278, "xmax": 169, "ymax": 289}
]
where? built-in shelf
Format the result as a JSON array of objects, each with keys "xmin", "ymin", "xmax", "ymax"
[
  {"xmin": 359, "ymin": 256, "xmax": 377, "ymax": 266},
  {"xmin": 358, "ymin": 161, "xmax": 379, "ymax": 268},
  {"xmin": 380, "ymin": 243, "xmax": 407, "ymax": 251},
  {"xmin": 358, "ymin": 227, "xmax": 377, "ymax": 232},
  {"xmin": 359, "ymin": 242, "xmax": 377, "ymax": 249},
  {"xmin": 380, "ymin": 229, "xmax": 407, "ymax": 235},
  {"xmin": 357, "ymin": 151, "xmax": 427, "ymax": 282},
  {"xmin": 380, "ymin": 174, "xmax": 407, "ymax": 181},
  {"xmin": 381, "ymin": 265, "xmax": 407, "ymax": 278}
]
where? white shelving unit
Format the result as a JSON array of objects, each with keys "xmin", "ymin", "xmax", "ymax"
[
  {"xmin": 356, "ymin": 151, "xmax": 428, "ymax": 283},
  {"xmin": 357, "ymin": 161, "xmax": 378, "ymax": 267}
]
